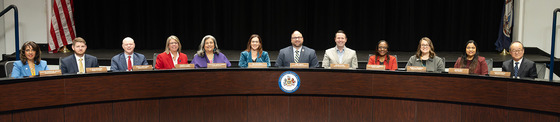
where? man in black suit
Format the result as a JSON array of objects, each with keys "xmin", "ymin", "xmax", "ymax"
[
  {"xmin": 275, "ymin": 30, "xmax": 319, "ymax": 67},
  {"xmin": 60, "ymin": 37, "xmax": 99, "ymax": 74},
  {"xmin": 502, "ymin": 41, "xmax": 537, "ymax": 79}
]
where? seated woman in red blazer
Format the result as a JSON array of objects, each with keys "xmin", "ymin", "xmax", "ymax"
[
  {"xmin": 155, "ymin": 35, "xmax": 189, "ymax": 69},
  {"xmin": 367, "ymin": 40, "xmax": 398, "ymax": 70},
  {"xmin": 454, "ymin": 40, "xmax": 488, "ymax": 75}
]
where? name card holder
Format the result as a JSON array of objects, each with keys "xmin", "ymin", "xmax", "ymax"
[
  {"xmin": 248, "ymin": 62, "xmax": 268, "ymax": 68},
  {"xmin": 366, "ymin": 65, "xmax": 385, "ymax": 70},
  {"xmin": 490, "ymin": 71, "xmax": 511, "ymax": 78},
  {"xmin": 207, "ymin": 63, "xmax": 227, "ymax": 69},
  {"xmin": 86, "ymin": 67, "xmax": 108, "ymax": 73},
  {"xmin": 133, "ymin": 65, "xmax": 153, "ymax": 71},
  {"xmin": 39, "ymin": 70, "xmax": 62, "ymax": 77},
  {"xmin": 448, "ymin": 68, "xmax": 469, "ymax": 75},
  {"xmin": 406, "ymin": 66, "xmax": 427, "ymax": 72},
  {"xmin": 330, "ymin": 64, "xmax": 349, "ymax": 69},
  {"xmin": 290, "ymin": 63, "xmax": 309, "ymax": 68},
  {"xmin": 175, "ymin": 64, "xmax": 195, "ymax": 69}
]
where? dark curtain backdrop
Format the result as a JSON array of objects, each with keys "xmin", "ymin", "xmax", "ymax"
[{"xmin": 74, "ymin": 0, "xmax": 503, "ymax": 52}]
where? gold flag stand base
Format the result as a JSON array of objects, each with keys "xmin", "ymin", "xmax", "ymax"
[
  {"xmin": 499, "ymin": 49, "xmax": 509, "ymax": 55},
  {"xmin": 58, "ymin": 45, "xmax": 71, "ymax": 53}
]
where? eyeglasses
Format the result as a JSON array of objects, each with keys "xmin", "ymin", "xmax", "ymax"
[
  {"xmin": 291, "ymin": 37, "xmax": 303, "ymax": 40},
  {"xmin": 510, "ymin": 49, "xmax": 523, "ymax": 53}
]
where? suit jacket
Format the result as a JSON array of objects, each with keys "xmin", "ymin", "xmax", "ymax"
[
  {"xmin": 60, "ymin": 54, "xmax": 99, "ymax": 74},
  {"xmin": 238, "ymin": 51, "xmax": 271, "ymax": 68},
  {"xmin": 11, "ymin": 60, "xmax": 48, "ymax": 78},
  {"xmin": 322, "ymin": 47, "xmax": 358, "ymax": 69},
  {"xmin": 367, "ymin": 55, "xmax": 398, "ymax": 70},
  {"xmin": 406, "ymin": 55, "xmax": 445, "ymax": 73},
  {"xmin": 110, "ymin": 52, "xmax": 149, "ymax": 71},
  {"xmin": 502, "ymin": 58, "xmax": 538, "ymax": 79},
  {"xmin": 275, "ymin": 46, "xmax": 319, "ymax": 67},
  {"xmin": 155, "ymin": 52, "xmax": 188, "ymax": 69},
  {"xmin": 453, "ymin": 56, "xmax": 489, "ymax": 75}
]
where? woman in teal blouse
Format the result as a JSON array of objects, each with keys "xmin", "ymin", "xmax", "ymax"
[
  {"xmin": 238, "ymin": 34, "xmax": 270, "ymax": 68},
  {"xmin": 11, "ymin": 41, "xmax": 48, "ymax": 78}
]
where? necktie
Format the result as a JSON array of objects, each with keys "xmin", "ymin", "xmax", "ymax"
[
  {"xmin": 295, "ymin": 50, "xmax": 300, "ymax": 63},
  {"xmin": 30, "ymin": 63, "xmax": 35, "ymax": 76},
  {"xmin": 79, "ymin": 58, "xmax": 84, "ymax": 73},
  {"xmin": 514, "ymin": 62, "xmax": 519, "ymax": 77},
  {"xmin": 127, "ymin": 56, "xmax": 132, "ymax": 71}
]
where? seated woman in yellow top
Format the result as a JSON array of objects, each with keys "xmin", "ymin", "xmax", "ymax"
[
  {"xmin": 454, "ymin": 40, "xmax": 488, "ymax": 75},
  {"xmin": 11, "ymin": 41, "xmax": 48, "ymax": 78}
]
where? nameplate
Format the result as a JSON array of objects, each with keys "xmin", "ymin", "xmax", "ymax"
[
  {"xmin": 86, "ymin": 67, "xmax": 107, "ymax": 73},
  {"xmin": 39, "ymin": 70, "xmax": 62, "ymax": 76},
  {"xmin": 448, "ymin": 68, "xmax": 469, "ymax": 74},
  {"xmin": 490, "ymin": 71, "xmax": 511, "ymax": 78},
  {"xmin": 175, "ymin": 64, "xmax": 195, "ymax": 69},
  {"xmin": 133, "ymin": 65, "xmax": 153, "ymax": 71},
  {"xmin": 406, "ymin": 66, "xmax": 427, "ymax": 72},
  {"xmin": 248, "ymin": 62, "xmax": 268, "ymax": 68},
  {"xmin": 330, "ymin": 64, "xmax": 349, "ymax": 69},
  {"xmin": 366, "ymin": 65, "xmax": 385, "ymax": 70},
  {"xmin": 207, "ymin": 63, "xmax": 227, "ymax": 69},
  {"xmin": 290, "ymin": 63, "xmax": 309, "ymax": 68}
]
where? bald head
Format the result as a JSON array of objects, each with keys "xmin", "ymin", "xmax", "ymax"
[{"xmin": 122, "ymin": 37, "xmax": 136, "ymax": 55}]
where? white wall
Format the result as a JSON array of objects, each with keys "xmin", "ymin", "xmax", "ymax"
[
  {"xmin": 1, "ymin": 0, "xmax": 48, "ymax": 61},
  {"xmin": 515, "ymin": 0, "xmax": 560, "ymax": 80}
]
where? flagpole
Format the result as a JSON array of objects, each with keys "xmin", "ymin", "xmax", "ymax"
[{"xmin": 549, "ymin": 8, "xmax": 560, "ymax": 81}]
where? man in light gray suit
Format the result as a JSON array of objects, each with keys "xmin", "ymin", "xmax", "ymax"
[
  {"xmin": 110, "ymin": 37, "xmax": 149, "ymax": 71},
  {"xmin": 322, "ymin": 30, "xmax": 358, "ymax": 69},
  {"xmin": 60, "ymin": 37, "xmax": 99, "ymax": 74},
  {"xmin": 275, "ymin": 30, "xmax": 319, "ymax": 67}
]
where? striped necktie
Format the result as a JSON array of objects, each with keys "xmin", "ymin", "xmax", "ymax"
[
  {"xmin": 514, "ymin": 62, "xmax": 519, "ymax": 77},
  {"xmin": 295, "ymin": 50, "xmax": 300, "ymax": 63},
  {"xmin": 79, "ymin": 58, "xmax": 85, "ymax": 73}
]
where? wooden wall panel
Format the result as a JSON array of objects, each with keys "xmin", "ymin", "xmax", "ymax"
[
  {"xmin": 5, "ymin": 79, "xmax": 64, "ymax": 111},
  {"xmin": 507, "ymin": 110, "xmax": 558, "ymax": 122},
  {"xmin": 295, "ymin": 72, "xmax": 373, "ymax": 96},
  {"xmin": 203, "ymin": 96, "xmax": 247, "ymax": 122},
  {"xmin": 0, "ymin": 112, "xmax": 11, "ymax": 122},
  {"xmin": 508, "ymin": 82, "xmax": 560, "ymax": 113},
  {"xmin": 64, "ymin": 102, "xmax": 113, "ymax": 122},
  {"xmin": 12, "ymin": 108, "xmax": 64, "ymax": 122},
  {"xmin": 247, "ymin": 96, "xmax": 289, "ymax": 122},
  {"xmin": 329, "ymin": 97, "xmax": 373, "ymax": 122},
  {"xmin": 416, "ymin": 101, "xmax": 460, "ymax": 122},
  {"xmin": 113, "ymin": 99, "xmax": 159, "ymax": 122},
  {"xmin": 372, "ymin": 74, "xmax": 507, "ymax": 106},
  {"xmin": 372, "ymin": 99, "xmax": 415, "ymax": 121},
  {"xmin": 461, "ymin": 105, "xmax": 507, "ymax": 122},
  {"xmin": 159, "ymin": 97, "xmax": 204, "ymax": 122},
  {"xmin": 289, "ymin": 96, "xmax": 328, "ymax": 122}
]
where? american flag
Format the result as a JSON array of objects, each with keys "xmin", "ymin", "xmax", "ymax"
[{"xmin": 48, "ymin": 0, "xmax": 75, "ymax": 53}]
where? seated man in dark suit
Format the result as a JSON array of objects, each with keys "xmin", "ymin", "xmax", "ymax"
[
  {"xmin": 275, "ymin": 30, "xmax": 319, "ymax": 67},
  {"xmin": 110, "ymin": 37, "xmax": 148, "ymax": 71},
  {"xmin": 502, "ymin": 41, "xmax": 537, "ymax": 79},
  {"xmin": 60, "ymin": 37, "xmax": 99, "ymax": 74}
]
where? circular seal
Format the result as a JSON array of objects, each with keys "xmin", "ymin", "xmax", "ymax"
[{"xmin": 278, "ymin": 71, "xmax": 300, "ymax": 93}]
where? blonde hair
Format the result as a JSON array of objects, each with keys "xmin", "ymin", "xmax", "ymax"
[
  {"xmin": 164, "ymin": 35, "xmax": 182, "ymax": 54},
  {"xmin": 196, "ymin": 35, "xmax": 220, "ymax": 57}
]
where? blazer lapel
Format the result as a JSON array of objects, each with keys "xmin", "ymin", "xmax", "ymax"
[
  {"xmin": 70, "ymin": 55, "xmax": 79, "ymax": 72},
  {"xmin": 133, "ymin": 53, "xmax": 142, "ymax": 65},
  {"xmin": 120, "ymin": 53, "xmax": 128, "ymax": 68},
  {"xmin": 23, "ymin": 64, "xmax": 31, "ymax": 76},
  {"xmin": 287, "ymin": 47, "xmax": 294, "ymax": 63},
  {"xmin": 331, "ymin": 48, "xmax": 340, "ymax": 64}
]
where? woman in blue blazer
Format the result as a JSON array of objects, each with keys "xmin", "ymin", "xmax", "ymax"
[
  {"xmin": 11, "ymin": 41, "xmax": 48, "ymax": 78},
  {"xmin": 238, "ymin": 34, "xmax": 270, "ymax": 68}
]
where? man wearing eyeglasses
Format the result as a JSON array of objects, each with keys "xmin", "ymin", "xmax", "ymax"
[
  {"xmin": 502, "ymin": 41, "xmax": 537, "ymax": 79},
  {"xmin": 321, "ymin": 30, "xmax": 358, "ymax": 69},
  {"xmin": 275, "ymin": 30, "xmax": 319, "ymax": 67},
  {"xmin": 110, "ymin": 37, "xmax": 149, "ymax": 71}
]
